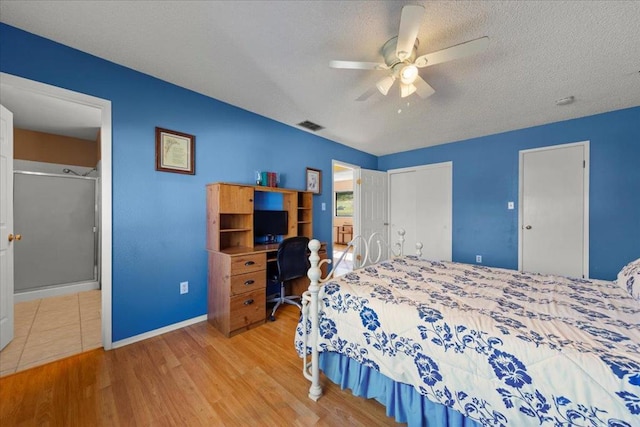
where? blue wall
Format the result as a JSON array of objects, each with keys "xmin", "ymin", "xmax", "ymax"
[
  {"xmin": 0, "ymin": 24, "xmax": 377, "ymax": 341},
  {"xmin": 379, "ymin": 107, "xmax": 640, "ymax": 280},
  {"xmin": 2, "ymin": 23, "xmax": 637, "ymax": 342}
]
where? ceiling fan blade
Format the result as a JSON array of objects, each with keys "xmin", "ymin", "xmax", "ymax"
[
  {"xmin": 415, "ymin": 36, "xmax": 489, "ymax": 68},
  {"xmin": 329, "ymin": 60, "xmax": 388, "ymax": 70},
  {"xmin": 355, "ymin": 87, "xmax": 379, "ymax": 102},
  {"xmin": 396, "ymin": 4, "xmax": 424, "ymax": 61},
  {"xmin": 413, "ymin": 76, "xmax": 435, "ymax": 98}
]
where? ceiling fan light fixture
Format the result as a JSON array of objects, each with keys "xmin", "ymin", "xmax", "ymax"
[
  {"xmin": 400, "ymin": 64, "xmax": 419, "ymax": 84},
  {"xmin": 400, "ymin": 83, "xmax": 417, "ymax": 98},
  {"xmin": 376, "ymin": 75, "xmax": 396, "ymax": 95}
]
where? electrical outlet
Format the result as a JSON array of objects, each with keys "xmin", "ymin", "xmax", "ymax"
[
  {"xmin": 508, "ymin": 201, "xmax": 515, "ymax": 210},
  {"xmin": 476, "ymin": 255, "xmax": 482, "ymax": 263},
  {"xmin": 180, "ymin": 281, "xmax": 189, "ymax": 294}
]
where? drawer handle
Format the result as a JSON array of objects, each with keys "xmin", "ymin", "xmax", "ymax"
[
  {"xmin": 244, "ymin": 261, "xmax": 255, "ymax": 266},
  {"xmin": 243, "ymin": 299, "xmax": 254, "ymax": 306},
  {"xmin": 244, "ymin": 279, "xmax": 255, "ymax": 286}
]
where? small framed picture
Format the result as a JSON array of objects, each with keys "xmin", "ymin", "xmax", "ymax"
[
  {"xmin": 306, "ymin": 167, "xmax": 322, "ymax": 194},
  {"xmin": 155, "ymin": 127, "xmax": 195, "ymax": 175}
]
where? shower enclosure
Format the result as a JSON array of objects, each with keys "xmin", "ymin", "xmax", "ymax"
[{"xmin": 13, "ymin": 170, "xmax": 99, "ymax": 299}]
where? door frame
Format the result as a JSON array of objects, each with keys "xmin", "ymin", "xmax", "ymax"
[
  {"xmin": 518, "ymin": 141, "xmax": 590, "ymax": 278},
  {"xmin": 331, "ymin": 160, "xmax": 359, "ymax": 233},
  {"xmin": 1, "ymin": 72, "xmax": 113, "ymax": 349},
  {"xmin": 331, "ymin": 160, "xmax": 358, "ymax": 256}
]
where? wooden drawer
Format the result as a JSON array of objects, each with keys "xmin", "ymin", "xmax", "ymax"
[
  {"xmin": 230, "ymin": 253, "xmax": 266, "ymax": 275},
  {"xmin": 230, "ymin": 271, "xmax": 265, "ymax": 296},
  {"xmin": 229, "ymin": 289, "xmax": 266, "ymax": 332}
]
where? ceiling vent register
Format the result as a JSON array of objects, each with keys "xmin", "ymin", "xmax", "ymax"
[{"xmin": 297, "ymin": 120, "xmax": 324, "ymax": 132}]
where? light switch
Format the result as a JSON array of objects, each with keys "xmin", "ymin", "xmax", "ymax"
[
  {"xmin": 321, "ymin": 202, "xmax": 326, "ymax": 211},
  {"xmin": 508, "ymin": 201, "xmax": 514, "ymax": 210}
]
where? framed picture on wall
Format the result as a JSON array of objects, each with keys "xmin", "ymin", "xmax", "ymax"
[
  {"xmin": 155, "ymin": 127, "xmax": 195, "ymax": 175},
  {"xmin": 306, "ymin": 167, "xmax": 322, "ymax": 194}
]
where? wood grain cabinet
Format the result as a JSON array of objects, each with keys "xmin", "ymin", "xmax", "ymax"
[
  {"xmin": 208, "ymin": 251, "xmax": 266, "ymax": 336},
  {"xmin": 206, "ymin": 182, "xmax": 314, "ymax": 337},
  {"xmin": 206, "ymin": 183, "xmax": 254, "ymax": 251}
]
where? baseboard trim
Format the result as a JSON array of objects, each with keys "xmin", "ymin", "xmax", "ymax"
[
  {"xmin": 14, "ymin": 281, "xmax": 100, "ymax": 302},
  {"xmin": 112, "ymin": 315, "xmax": 208, "ymax": 349}
]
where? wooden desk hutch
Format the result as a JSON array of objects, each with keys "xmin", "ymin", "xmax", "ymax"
[{"xmin": 206, "ymin": 182, "xmax": 325, "ymax": 337}]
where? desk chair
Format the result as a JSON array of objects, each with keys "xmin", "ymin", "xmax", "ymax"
[{"xmin": 268, "ymin": 236, "xmax": 310, "ymax": 321}]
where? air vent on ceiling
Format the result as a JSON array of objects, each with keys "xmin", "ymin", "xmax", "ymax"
[{"xmin": 297, "ymin": 120, "xmax": 324, "ymax": 132}]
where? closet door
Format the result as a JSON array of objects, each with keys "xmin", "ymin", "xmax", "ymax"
[
  {"xmin": 519, "ymin": 142, "xmax": 588, "ymax": 278},
  {"xmin": 389, "ymin": 170, "xmax": 415, "ymax": 252},
  {"xmin": 389, "ymin": 162, "xmax": 452, "ymax": 261}
]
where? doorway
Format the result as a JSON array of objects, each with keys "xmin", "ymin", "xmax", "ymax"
[
  {"xmin": 519, "ymin": 141, "xmax": 589, "ymax": 278},
  {"xmin": 331, "ymin": 161, "xmax": 390, "ymax": 272},
  {"xmin": 332, "ymin": 161, "xmax": 356, "ymax": 276},
  {"xmin": 0, "ymin": 73, "xmax": 112, "ymax": 375}
]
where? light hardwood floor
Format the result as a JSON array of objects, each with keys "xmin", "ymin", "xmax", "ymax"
[
  {"xmin": 0, "ymin": 304, "xmax": 403, "ymax": 426},
  {"xmin": 0, "ymin": 290, "xmax": 101, "ymax": 377}
]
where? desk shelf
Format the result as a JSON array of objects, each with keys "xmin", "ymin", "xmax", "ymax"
[{"xmin": 297, "ymin": 192, "xmax": 313, "ymax": 238}]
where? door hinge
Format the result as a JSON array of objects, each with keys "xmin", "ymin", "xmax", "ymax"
[
  {"xmin": 583, "ymin": 160, "xmax": 585, "ymax": 168},
  {"xmin": 356, "ymin": 178, "xmax": 361, "ymax": 185}
]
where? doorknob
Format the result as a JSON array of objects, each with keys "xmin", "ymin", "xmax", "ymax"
[
  {"xmin": 8, "ymin": 233, "xmax": 22, "ymax": 242},
  {"xmin": 525, "ymin": 225, "xmax": 532, "ymax": 230}
]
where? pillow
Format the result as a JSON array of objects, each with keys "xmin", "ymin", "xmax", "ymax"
[{"xmin": 617, "ymin": 258, "xmax": 640, "ymax": 301}]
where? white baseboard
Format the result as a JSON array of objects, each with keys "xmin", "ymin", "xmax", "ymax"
[
  {"xmin": 14, "ymin": 281, "xmax": 100, "ymax": 302},
  {"xmin": 112, "ymin": 314, "xmax": 208, "ymax": 349}
]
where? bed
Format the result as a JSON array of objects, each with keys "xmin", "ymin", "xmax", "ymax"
[{"xmin": 295, "ymin": 233, "xmax": 640, "ymax": 426}]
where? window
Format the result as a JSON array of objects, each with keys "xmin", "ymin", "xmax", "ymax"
[{"xmin": 335, "ymin": 191, "xmax": 353, "ymax": 217}]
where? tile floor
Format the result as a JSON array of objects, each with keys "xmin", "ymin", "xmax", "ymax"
[
  {"xmin": 0, "ymin": 290, "xmax": 101, "ymax": 377},
  {"xmin": 333, "ymin": 244, "xmax": 354, "ymax": 276}
]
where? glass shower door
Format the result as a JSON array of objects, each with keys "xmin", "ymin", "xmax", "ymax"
[{"xmin": 13, "ymin": 171, "xmax": 97, "ymax": 292}]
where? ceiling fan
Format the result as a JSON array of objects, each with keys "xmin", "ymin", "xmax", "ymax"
[{"xmin": 330, "ymin": 4, "xmax": 489, "ymax": 101}]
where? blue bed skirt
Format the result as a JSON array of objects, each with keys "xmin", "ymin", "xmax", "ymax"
[{"xmin": 319, "ymin": 351, "xmax": 481, "ymax": 427}]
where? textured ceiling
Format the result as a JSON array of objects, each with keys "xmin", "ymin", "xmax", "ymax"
[{"xmin": 1, "ymin": 1, "xmax": 639, "ymax": 156}]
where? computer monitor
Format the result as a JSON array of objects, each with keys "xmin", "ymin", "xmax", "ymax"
[{"xmin": 254, "ymin": 210, "xmax": 288, "ymax": 243}]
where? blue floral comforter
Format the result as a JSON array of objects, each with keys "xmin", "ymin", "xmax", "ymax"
[{"xmin": 295, "ymin": 257, "xmax": 640, "ymax": 426}]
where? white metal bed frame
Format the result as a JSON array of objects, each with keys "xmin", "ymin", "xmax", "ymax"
[{"xmin": 300, "ymin": 229, "xmax": 423, "ymax": 401}]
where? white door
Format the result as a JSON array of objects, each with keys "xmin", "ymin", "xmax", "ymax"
[
  {"xmin": 520, "ymin": 142, "xmax": 588, "ymax": 278},
  {"xmin": 355, "ymin": 168, "xmax": 388, "ymax": 265},
  {"xmin": 389, "ymin": 162, "xmax": 452, "ymax": 261},
  {"xmin": 0, "ymin": 104, "xmax": 14, "ymax": 351},
  {"xmin": 389, "ymin": 170, "xmax": 416, "ymax": 252}
]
